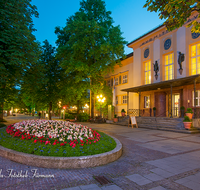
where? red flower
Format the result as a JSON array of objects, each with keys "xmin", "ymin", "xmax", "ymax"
[
  {"xmin": 34, "ymin": 139, "xmax": 37, "ymax": 143},
  {"xmin": 52, "ymin": 142, "xmax": 57, "ymax": 145},
  {"xmin": 60, "ymin": 143, "xmax": 65, "ymax": 146}
]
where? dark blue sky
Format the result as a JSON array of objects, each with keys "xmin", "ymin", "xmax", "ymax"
[{"xmin": 31, "ymin": 0, "xmax": 164, "ymax": 54}]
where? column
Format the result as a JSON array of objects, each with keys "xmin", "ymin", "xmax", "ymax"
[{"xmin": 127, "ymin": 92, "xmax": 129, "ymax": 115}]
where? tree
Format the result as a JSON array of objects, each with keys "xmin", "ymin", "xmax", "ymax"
[
  {"xmin": 21, "ymin": 40, "xmax": 67, "ymax": 120},
  {"xmin": 144, "ymin": 0, "xmax": 200, "ymax": 33},
  {"xmin": 0, "ymin": 0, "xmax": 39, "ymax": 121},
  {"xmin": 55, "ymin": 0, "xmax": 127, "ymax": 118}
]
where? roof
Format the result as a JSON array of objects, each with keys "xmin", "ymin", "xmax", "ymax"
[
  {"xmin": 121, "ymin": 74, "xmax": 200, "ymax": 93},
  {"xmin": 127, "ymin": 24, "xmax": 164, "ymax": 46}
]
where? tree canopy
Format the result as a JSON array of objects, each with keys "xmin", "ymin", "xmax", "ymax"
[
  {"xmin": 144, "ymin": 0, "xmax": 200, "ymax": 33},
  {"xmin": 0, "ymin": 0, "xmax": 39, "ymax": 121},
  {"xmin": 55, "ymin": 0, "xmax": 127, "ymax": 117}
]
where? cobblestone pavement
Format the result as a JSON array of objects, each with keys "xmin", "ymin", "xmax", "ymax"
[{"xmin": 1, "ymin": 114, "xmax": 200, "ymax": 190}]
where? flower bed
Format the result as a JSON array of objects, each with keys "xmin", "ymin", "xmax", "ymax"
[
  {"xmin": 6, "ymin": 120, "xmax": 100, "ymax": 148},
  {"xmin": 1, "ymin": 120, "xmax": 116, "ymax": 157}
]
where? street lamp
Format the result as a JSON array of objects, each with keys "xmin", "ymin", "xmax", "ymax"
[{"xmin": 97, "ymin": 94, "xmax": 106, "ymax": 118}]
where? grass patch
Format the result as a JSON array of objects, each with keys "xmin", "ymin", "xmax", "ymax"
[
  {"xmin": 0, "ymin": 123, "xmax": 6, "ymax": 128},
  {"xmin": 0, "ymin": 128, "xmax": 116, "ymax": 157}
]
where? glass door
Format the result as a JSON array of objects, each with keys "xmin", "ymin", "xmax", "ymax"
[{"xmin": 172, "ymin": 94, "xmax": 180, "ymax": 117}]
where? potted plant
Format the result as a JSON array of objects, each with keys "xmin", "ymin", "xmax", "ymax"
[
  {"xmin": 180, "ymin": 106, "xmax": 185, "ymax": 118},
  {"xmin": 121, "ymin": 109, "xmax": 126, "ymax": 117},
  {"xmin": 153, "ymin": 107, "xmax": 156, "ymax": 117},
  {"xmin": 113, "ymin": 114, "xmax": 118, "ymax": 122},
  {"xmin": 185, "ymin": 108, "xmax": 193, "ymax": 120},
  {"xmin": 183, "ymin": 116, "xmax": 192, "ymax": 129}
]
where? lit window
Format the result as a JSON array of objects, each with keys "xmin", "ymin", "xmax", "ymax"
[
  {"xmin": 144, "ymin": 61, "xmax": 151, "ymax": 84},
  {"xmin": 144, "ymin": 96, "xmax": 150, "ymax": 108},
  {"xmin": 193, "ymin": 90, "xmax": 200, "ymax": 106},
  {"xmin": 122, "ymin": 96, "xmax": 127, "ymax": 104},
  {"xmin": 116, "ymin": 96, "xmax": 118, "ymax": 105},
  {"xmin": 165, "ymin": 53, "xmax": 174, "ymax": 80},
  {"xmin": 115, "ymin": 78, "xmax": 118, "ymax": 85},
  {"xmin": 122, "ymin": 75, "xmax": 128, "ymax": 83},
  {"xmin": 119, "ymin": 76, "xmax": 121, "ymax": 84},
  {"xmin": 191, "ymin": 43, "xmax": 200, "ymax": 75}
]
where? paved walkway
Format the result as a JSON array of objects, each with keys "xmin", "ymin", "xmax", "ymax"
[{"xmin": 1, "ymin": 114, "xmax": 200, "ymax": 189}]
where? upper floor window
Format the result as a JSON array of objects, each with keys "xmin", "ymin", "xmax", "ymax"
[
  {"xmin": 144, "ymin": 61, "xmax": 151, "ymax": 84},
  {"xmin": 122, "ymin": 96, "xmax": 127, "ymax": 104},
  {"xmin": 116, "ymin": 96, "xmax": 118, "ymax": 105},
  {"xmin": 122, "ymin": 75, "xmax": 128, "ymax": 84},
  {"xmin": 191, "ymin": 43, "xmax": 200, "ymax": 75},
  {"xmin": 115, "ymin": 77, "xmax": 118, "ymax": 85},
  {"xmin": 165, "ymin": 53, "xmax": 174, "ymax": 80}
]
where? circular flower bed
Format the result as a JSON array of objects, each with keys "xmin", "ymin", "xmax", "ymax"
[{"xmin": 6, "ymin": 120, "xmax": 100, "ymax": 148}]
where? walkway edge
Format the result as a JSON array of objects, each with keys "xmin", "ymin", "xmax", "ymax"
[{"xmin": 0, "ymin": 135, "xmax": 122, "ymax": 169}]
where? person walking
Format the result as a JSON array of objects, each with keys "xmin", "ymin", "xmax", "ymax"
[{"xmin": 38, "ymin": 112, "xmax": 41, "ymax": 119}]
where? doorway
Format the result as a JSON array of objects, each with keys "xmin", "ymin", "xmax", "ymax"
[{"xmin": 172, "ymin": 94, "xmax": 180, "ymax": 117}]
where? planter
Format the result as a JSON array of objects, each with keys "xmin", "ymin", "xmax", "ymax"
[
  {"xmin": 185, "ymin": 113, "xmax": 193, "ymax": 120},
  {"xmin": 113, "ymin": 118, "xmax": 118, "ymax": 123},
  {"xmin": 153, "ymin": 110, "xmax": 156, "ymax": 117},
  {"xmin": 183, "ymin": 122, "xmax": 192, "ymax": 129},
  {"xmin": 121, "ymin": 112, "xmax": 125, "ymax": 117},
  {"xmin": 181, "ymin": 109, "xmax": 185, "ymax": 118}
]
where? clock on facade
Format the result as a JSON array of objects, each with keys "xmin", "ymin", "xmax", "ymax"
[
  {"xmin": 164, "ymin": 39, "xmax": 171, "ymax": 50},
  {"xmin": 144, "ymin": 48, "xmax": 149, "ymax": 58},
  {"xmin": 191, "ymin": 32, "xmax": 200, "ymax": 39}
]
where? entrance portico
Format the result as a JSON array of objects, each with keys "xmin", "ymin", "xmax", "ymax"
[{"xmin": 122, "ymin": 74, "xmax": 200, "ymax": 118}]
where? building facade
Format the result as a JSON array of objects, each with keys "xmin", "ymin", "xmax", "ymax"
[{"xmin": 108, "ymin": 11, "xmax": 200, "ymax": 119}]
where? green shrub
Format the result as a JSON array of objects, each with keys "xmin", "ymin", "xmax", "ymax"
[
  {"xmin": 121, "ymin": 109, "xmax": 126, "ymax": 113},
  {"xmin": 153, "ymin": 107, "xmax": 156, "ymax": 110},
  {"xmin": 77, "ymin": 113, "xmax": 89, "ymax": 122},
  {"xmin": 186, "ymin": 108, "xmax": 193, "ymax": 114},
  {"xmin": 183, "ymin": 116, "xmax": 191, "ymax": 122},
  {"xmin": 180, "ymin": 106, "xmax": 185, "ymax": 110},
  {"xmin": 65, "ymin": 113, "xmax": 74, "ymax": 119}
]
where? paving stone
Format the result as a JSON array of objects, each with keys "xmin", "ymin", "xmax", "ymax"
[
  {"xmin": 101, "ymin": 184, "xmax": 123, "ymax": 190},
  {"xmin": 181, "ymin": 181, "xmax": 200, "ymax": 190},
  {"xmin": 125, "ymin": 174, "xmax": 146, "ymax": 182},
  {"xmin": 79, "ymin": 184, "xmax": 101, "ymax": 190},
  {"xmin": 175, "ymin": 177, "xmax": 191, "ymax": 184},
  {"xmin": 136, "ymin": 179, "xmax": 152, "ymax": 186},
  {"xmin": 148, "ymin": 186, "xmax": 167, "ymax": 190},
  {"xmin": 61, "ymin": 187, "xmax": 81, "ymax": 190},
  {"xmin": 150, "ymin": 168, "xmax": 174, "ymax": 178},
  {"xmin": 143, "ymin": 173, "xmax": 164, "ymax": 181}
]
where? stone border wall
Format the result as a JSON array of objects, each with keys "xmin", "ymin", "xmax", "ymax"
[{"xmin": 0, "ymin": 135, "xmax": 122, "ymax": 169}]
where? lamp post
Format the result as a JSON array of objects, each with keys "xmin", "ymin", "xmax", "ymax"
[{"xmin": 97, "ymin": 94, "xmax": 106, "ymax": 118}]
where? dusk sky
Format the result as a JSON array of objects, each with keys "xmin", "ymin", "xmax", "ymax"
[{"xmin": 31, "ymin": 0, "xmax": 164, "ymax": 54}]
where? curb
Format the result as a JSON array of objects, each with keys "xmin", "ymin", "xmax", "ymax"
[{"xmin": 0, "ymin": 135, "xmax": 122, "ymax": 169}]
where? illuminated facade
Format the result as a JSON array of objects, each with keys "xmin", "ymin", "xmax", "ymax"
[{"xmin": 107, "ymin": 11, "xmax": 200, "ymax": 119}]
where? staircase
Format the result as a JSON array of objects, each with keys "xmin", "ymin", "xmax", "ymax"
[{"xmin": 115, "ymin": 116, "xmax": 199, "ymax": 133}]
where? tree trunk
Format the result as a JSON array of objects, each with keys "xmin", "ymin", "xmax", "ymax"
[
  {"xmin": 0, "ymin": 102, "xmax": 4, "ymax": 121},
  {"xmin": 90, "ymin": 78, "xmax": 94, "ymax": 118},
  {"xmin": 48, "ymin": 102, "xmax": 52, "ymax": 120},
  {"xmin": 77, "ymin": 100, "xmax": 80, "ymax": 115}
]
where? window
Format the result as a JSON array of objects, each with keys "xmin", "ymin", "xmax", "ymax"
[
  {"xmin": 191, "ymin": 43, "xmax": 200, "ymax": 75},
  {"xmin": 122, "ymin": 96, "xmax": 127, "ymax": 104},
  {"xmin": 119, "ymin": 76, "xmax": 121, "ymax": 84},
  {"xmin": 107, "ymin": 80, "xmax": 110, "ymax": 86},
  {"xmin": 115, "ymin": 77, "xmax": 118, "ymax": 85},
  {"xmin": 193, "ymin": 90, "xmax": 200, "ymax": 106},
  {"xmin": 144, "ymin": 61, "xmax": 151, "ymax": 84},
  {"xmin": 122, "ymin": 75, "xmax": 128, "ymax": 84},
  {"xmin": 165, "ymin": 53, "xmax": 174, "ymax": 80},
  {"xmin": 111, "ymin": 78, "xmax": 113, "ymax": 86},
  {"xmin": 116, "ymin": 96, "xmax": 118, "ymax": 105},
  {"xmin": 144, "ymin": 96, "xmax": 150, "ymax": 108}
]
